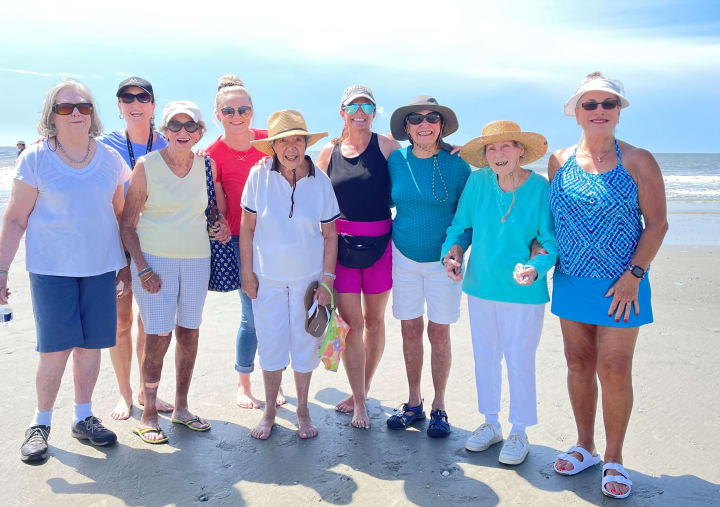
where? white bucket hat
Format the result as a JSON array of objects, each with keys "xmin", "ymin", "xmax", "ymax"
[{"xmin": 563, "ymin": 73, "xmax": 629, "ymax": 117}]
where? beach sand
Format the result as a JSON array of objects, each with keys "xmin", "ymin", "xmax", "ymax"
[{"xmin": 0, "ymin": 243, "xmax": 718, "ymax": 506}]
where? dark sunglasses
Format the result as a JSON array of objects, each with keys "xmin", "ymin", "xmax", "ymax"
[
  {"xmin": 406, "ymin": 112, "xmax": 442, "ymax": 125},
  {"xmin": 343, "ymin": 103, "xmax": 375, "ymax": 115},
  {"xmin": 580, "ymin": 99, "xmax": 620, "ymax": 111},
  {"xmin": 220, "ymin": 106, "xmax": 252, "ymax": 117},
  {"xmin": 52, "ymin": 102, "xmax": 93, "ymax": 115},
  {"xmin": 119, "ymin": 92, "xmax": 153, "ymax": 104},
  {"xmin": 167, "ymin": 120, "xmax": 200, "ymax": 133}
]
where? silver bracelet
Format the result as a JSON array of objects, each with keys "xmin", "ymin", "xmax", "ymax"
[{"xmin": 322, "ymin": 272, "xmax": 336, "ymax": 279}]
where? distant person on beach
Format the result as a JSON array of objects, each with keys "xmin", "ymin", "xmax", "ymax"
[
  {"xmin": 0, "ymin": 80, "xmax": 129, "ymax": 463},
  {"xmin": 316, "ymin": 85, "xmax": 400, "ymax": 428},
  {"xmin": 97, "ymin": 76, "xmax": 172, "ymax": 421},
  {"xmin": 385, "ymin": 96, "xmax": 470, "ymax": 438},
  {"xmin": 549, "ymin": 72, "xmax": 667, "ymax": 499},
  {"xmin": 240, "ymin": 110, "xmax": 339, "ymax": 440},
  {"xmin": 442, "ymin": 121, "xmax": 556, "ymax": 465},
  {"xmin": 120, "ymin": 100, "xmax": 230, "ymax": 444},
  {"xmin": 16, "ymin": 141, "xmax": 25, "ymax": 157},
  {"xmin": 205, "ymin": 75, "xmax": 287, "ymax": 410}
]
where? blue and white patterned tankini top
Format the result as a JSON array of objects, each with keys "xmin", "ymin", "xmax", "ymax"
[{"xmin": 549, "ymin": 141, "xmax": 653, "ymax": 327}]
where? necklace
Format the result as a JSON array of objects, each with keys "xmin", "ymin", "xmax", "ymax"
[
  {"xmin": 495, "ymin": 171, "xmax": 521, "ymax": 223},
  {"xmin": 578, "ymin": 139, "xmax": 614, "ymax": 163},
  {"xmin": 236, "ymin": 151, "xmax": 249, "ymax": 162},
  {"xmin": 431, "ymin": 155, "xmax": 449, "ymax": 203},
  {"xmin": 57, "ymin": 137, "xmax": 92, "ymax": 165}
]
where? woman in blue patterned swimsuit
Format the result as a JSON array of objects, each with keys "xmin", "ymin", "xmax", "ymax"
[{"xmin": 548, "ymin": 73, "xmax": 667, "ymax": 499}]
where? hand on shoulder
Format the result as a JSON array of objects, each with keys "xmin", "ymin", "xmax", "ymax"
[{"xmin": 378, "ymin": 134, "xmax": 401, "ymax": 159}]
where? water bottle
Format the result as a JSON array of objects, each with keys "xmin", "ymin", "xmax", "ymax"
[{"xmin": 0, "ymin": 305, "xmax": 12, "ymax": 327}]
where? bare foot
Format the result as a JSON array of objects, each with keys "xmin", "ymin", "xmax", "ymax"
[
  {"xmin": 138, "ymin": 391, "xmax": 174, "ymax": 413},
  {"xmin": 603, "ymin": 467, "xmax": 630, "ymax": 497},
  {"xmin": 251, "ymin": 416, "xmax": 275, "ymax": 440},
  {"xmin": 297, "ymin": 408, "xmax": 318, "ymax": 439},
  {"xmin": 276, "ymin": 388, "xmax": 287, "ymax": 407},
  {"xmin": 133, "ymin": 425, "xmax": 167, "ymax": 443},
  {"xmin": 335, "ymin": 394, "xmax": 354, "ymax": 413},
  {"xmin": 172, "ymin": 409, "xmax": 210, "ymax": 430},
  {"xmin": 111, "ymin": 396, "xmax": 133, "ymax": 421},
  {"xmin": 236, "ymin": 389, "xmax": 261, "ymax": 409},
  {"xmin": 351, "ymin": 401, "xmax": 370, "ymax": 429}
]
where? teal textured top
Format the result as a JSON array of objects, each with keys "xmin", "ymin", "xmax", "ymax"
[
  {"xmin": 441, "ymin": 168, "xmax": 558, "ymax": 304},
  {"xmin": 389, "ymin": 147, "xmax": 472, "ymax": 262}
]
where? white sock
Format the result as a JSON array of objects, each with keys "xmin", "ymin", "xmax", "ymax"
[
  {"xmin": 510, "ymin": 424, "xmax": 527, "ymax": 438},
  {"xmin": 484, "ymin": 414, "xmax": 500, "ymax": 428},
  {"xmin": 32, "ymin": 409, "xmax": 52, "ymax": 428},
  {"xmin": 73, "ymin": 402, "xmax": 92, "ymax": 424}
]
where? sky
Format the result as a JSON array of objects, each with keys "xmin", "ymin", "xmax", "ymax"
[{"xmin": 1, "ymin": 0, "xmax": 719, "ymax": 153}]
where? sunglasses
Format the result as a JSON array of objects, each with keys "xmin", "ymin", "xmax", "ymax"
[
  {"xmin": 220, "ymin": 106, "xmax": 252, "ymax": 117},
  {"xmin": 52, "ymin": 102, "xmax": 93, "ymax": 115},
  {"xmin": 167, "ymin": 120, "xmax": 200, "ymax": 133},
  {"xmin": 119, "ymin": 92, "xmax": 152, "ymax": 104},
  {"xmin": 343, "ymin": 103, "xmax": 375, "ymax": 115},
  {"xmin": 580, "ymin": 99, "xmax": 620, "ymax": 111},
  {"xmin": 406, "ymin": 112, "xmax": 442, "ymax": 125}
]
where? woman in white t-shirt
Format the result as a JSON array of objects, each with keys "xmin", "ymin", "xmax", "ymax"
[
  {"xmin": 0, "ymin": 80, "xmax": 130, "ymax": 463},
  {"xmin": 240, "ymin": 110, "xmax": 340, "ymax": 441}
]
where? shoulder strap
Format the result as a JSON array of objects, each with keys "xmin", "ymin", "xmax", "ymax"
[{"xmin": 204, "ymin": 156, "xmax": 218, "ymax": 226}]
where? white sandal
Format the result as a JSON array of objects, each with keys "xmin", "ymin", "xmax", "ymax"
[
  {"xmin": 554, "ymin": 445, "xmax": 601, "ymax": 476},
  {"xmin": 602, "ymin": 462, "xmax": 632, "ymax": 499}
]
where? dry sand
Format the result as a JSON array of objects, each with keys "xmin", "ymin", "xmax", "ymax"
[{"xmin": 0, "ymin": 243, "xmax": 718, "ymax": 506}]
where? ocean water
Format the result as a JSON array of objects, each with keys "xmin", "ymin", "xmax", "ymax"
[{"xmin": 1, "ymin": 147, "xmax": 718, "ymax": 245}]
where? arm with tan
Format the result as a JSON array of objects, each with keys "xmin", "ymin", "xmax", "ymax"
[{"xmin": 0, "ymin": 180, "xmax": 38, "ymax": 304}]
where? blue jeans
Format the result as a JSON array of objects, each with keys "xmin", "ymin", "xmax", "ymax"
[{"xmin": 231, "ymin": 236, "xmax": 258, "ymax": 373}]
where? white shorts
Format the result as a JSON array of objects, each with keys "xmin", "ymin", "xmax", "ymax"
[
  {"xmin": 131, "ymin": 253, "xmax": 210, "ymax": 335},
  {"xmin": 252, "ymin": 273, "xmax": 322, "ymax": 373},
  {"xmin": 391, "ymin": 243, "xmax": 463, "ymax": 325}
]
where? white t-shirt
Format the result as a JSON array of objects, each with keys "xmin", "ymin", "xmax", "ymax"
[
  {"xmin": 15, "ymin": 140, "xmax": 131, "ymax": 276},
  {"xmin": 241, "ymin": 157, "xmax": 340, "ymax": 281}
]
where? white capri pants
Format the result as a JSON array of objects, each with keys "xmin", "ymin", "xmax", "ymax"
[
  {"xmin": 468, "ymin": 295, "xmax": 545, "ymax": 427},
  {"xmin": 391, "ymin": 243, "xmax": 463, "ymax": 324},
  {"xmin": 252, "ymin": 273, "xmax": 322, "ymax": 373}
]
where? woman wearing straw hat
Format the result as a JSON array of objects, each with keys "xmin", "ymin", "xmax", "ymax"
[
  {"xmin": 240, "ymin": 110, "xmax": 340, "ymax": 440},
  {"xmin": 385, "ymin": 96, "xmax": 471, "ymax": 438},
  {"xmin": 441, "ymin": 121, "xmax": 556, "ymax": 465},
  {"xmin": 549, "ymin": 72, "xmax": 667, "ymax": 498}
]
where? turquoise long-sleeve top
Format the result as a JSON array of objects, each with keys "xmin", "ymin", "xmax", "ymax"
[
  {"xmin": 441, "ymin": 167, "xmax": 558, "ymax": 304},
  {"xmin": 389, "ymin": 147, "xmax": 472, "ymax": 262}
]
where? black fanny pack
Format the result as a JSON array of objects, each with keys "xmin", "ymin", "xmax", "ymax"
[{"xmin": 337, "ymin": 232, "xmax": 392, "ymax": 269}]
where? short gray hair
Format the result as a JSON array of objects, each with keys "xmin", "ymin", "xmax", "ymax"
[{"xmin": 37, "ymin": 80, "xmax": 103, "ymax": 138}]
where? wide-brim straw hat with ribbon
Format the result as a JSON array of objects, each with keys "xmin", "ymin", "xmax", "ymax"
[
  {"xmin": 459, "ymin": 121, "xmax": 548, "ymax": 168},
  {"xmin": 251, "ymin": 109, "xmax": 328, "ymax": 156},
  {"xmin": 390, "ymin": 95, "xmax": 459, "ymax": 142}
]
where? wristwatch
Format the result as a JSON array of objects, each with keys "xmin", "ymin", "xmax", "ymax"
[{"xmin": 627, "ymin": 264, "xmax": 646, "ymax": 279}]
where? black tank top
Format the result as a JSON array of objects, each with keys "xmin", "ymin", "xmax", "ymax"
[{"xmin": 327, "ymin": 133, "xmax": 391, "ymax": 222}]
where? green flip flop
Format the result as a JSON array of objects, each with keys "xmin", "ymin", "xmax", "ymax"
[
  {"xmin": 171, "ymin": 415, "xmax": 211, "ymax": 432},
  {"xmin": 132, "ymin": 426, "xmax": 168, "ymax": 444}
]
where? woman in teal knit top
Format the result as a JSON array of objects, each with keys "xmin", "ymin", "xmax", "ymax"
[
  {"xmin": 442, "ymin": 121, "xmax": 556, "ymax": 466},
  {"xmin": 385, "ymin": 96, "xmax": 471, "ymax": 438}
]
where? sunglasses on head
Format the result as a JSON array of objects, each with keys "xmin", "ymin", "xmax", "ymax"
[
  {"xmin": 167, "ymin": 120, "xmax": 200, "ymax": 133},
  {"xmin": 580, "ymin": 99, "xmax": 620, "ymax": 111},
  {"xmin": 52, "ymin": 102, "xmax": 93, "ymax": 115},
  {"xmin": 220, "ymin": 106, "xmax": 252, "ymax": 117},
  {"xmin": 343, "ymin": 103, "xmax": 375, "ymax": 115},
  {"xmin": 406, "ymin": 112, "xmax": 442, "ymax": 125},
  {"xmin": 119, "ymin": 92, "xmax": 152, "ymax": 104}
]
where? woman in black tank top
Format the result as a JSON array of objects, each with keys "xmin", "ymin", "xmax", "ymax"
[{"xmin": 317, "ymin": 85, "xmax": 400, "ymax": 430}]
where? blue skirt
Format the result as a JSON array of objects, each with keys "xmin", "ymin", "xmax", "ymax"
[{"xmin": 551, "ymin": 271, "xmax": 653, "ymax": 328}]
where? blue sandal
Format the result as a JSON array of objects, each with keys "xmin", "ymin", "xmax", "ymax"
[
  {"xmin": 387, "ymin": 401, "xmax": 426, "ymax": 430},
  {"xmin": 427, "ymin": 409, "xmax": 451, "ymax": 438}
]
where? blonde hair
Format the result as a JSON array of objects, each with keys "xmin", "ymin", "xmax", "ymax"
[
  {"xmin": 215, "ymin": 74, "xmax": 253, "ymax": 111},
  {"xmin": 37, "ymin": 80, "xmax": 103, "ymax": 138}
]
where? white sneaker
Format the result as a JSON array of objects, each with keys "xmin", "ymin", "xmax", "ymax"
[
  {"xmin": 465, "ymin": 423, "xmax": 503, "ymax": 452},
  {"xmin": 498, "ymin": 433, "xmax": 529, "ymax": 465}
]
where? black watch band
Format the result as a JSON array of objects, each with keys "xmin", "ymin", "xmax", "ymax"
[{"xmin": 628, "ymin": 264, "xmax": 645, "ymax": 279}]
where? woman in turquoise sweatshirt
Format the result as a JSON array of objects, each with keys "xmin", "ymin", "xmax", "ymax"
[{"xmin": 441, "ymin": 121, "xmax": 557, "ymax": 466}]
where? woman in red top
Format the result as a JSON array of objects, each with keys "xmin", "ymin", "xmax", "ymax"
[{"xmin": 205, "ymin": 75, "xmax": 285, "ymax": 409}]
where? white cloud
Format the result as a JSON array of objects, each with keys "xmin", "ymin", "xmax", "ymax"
[{"xmin": 0, "ymin": 68, "xmax": 81, "ymax": 78}]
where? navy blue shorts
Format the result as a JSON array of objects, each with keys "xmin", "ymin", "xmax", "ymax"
[{"xmin": 29, "ymin": 271, "xmax": 117, "ymax": 353}]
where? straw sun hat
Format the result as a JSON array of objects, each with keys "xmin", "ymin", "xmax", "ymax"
[
  {"xmin": 251, "ymin": 110, "xmax": 327, "ymax": 156},
  {"xmin": 459, "ymin": 121, "xmax": 548, "ymax": 169}
]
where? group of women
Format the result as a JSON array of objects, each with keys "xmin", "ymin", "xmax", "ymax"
[{"xmin": 0, "ymin": 71, "xmax": 666, "ymax": 500}]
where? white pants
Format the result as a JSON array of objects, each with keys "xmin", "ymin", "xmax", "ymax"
[{"xmin": 468, "ymin": 295, "xmax": 545, "ymax": 427}]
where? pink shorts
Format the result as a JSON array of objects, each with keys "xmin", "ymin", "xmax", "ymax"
[{"xmin": 335, "ymin": 219, "xmax": 392, "ymax": 295}]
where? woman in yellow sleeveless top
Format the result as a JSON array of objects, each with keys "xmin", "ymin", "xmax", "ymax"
[{"xmin": 120, "ymin": 100, "xmax": 230, "ymax": 444}]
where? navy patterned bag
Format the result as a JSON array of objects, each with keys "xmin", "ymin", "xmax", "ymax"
[{"xmin": 204, "ymin": 157, "xmax": 241, "ymax": 292}]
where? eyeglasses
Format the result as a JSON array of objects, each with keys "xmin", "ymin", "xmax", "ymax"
[
  {"xmin": 580, "ymin": 99, "xmax": 620, "ymax": 111},
  {"xmin": 167, "ymin": 120, "xmax": 200, "ymax": 133},
  {"xmin": 220, "ymin": 106, "xmax": 252, "ymax": 117},
  {"xmin": 119, "ymin": 92, "xmax": 152, "ymax": 104},
  {"xmin": 52, "ymin": 103, "xmax": 93, "ymax": 115},
  {"xmin": 406, "ymin": 112, "xmax": 442, "ymax": 125},
  {"xmin": 343, "ymin": 103, "xmax": 375, "ymax": 115}
]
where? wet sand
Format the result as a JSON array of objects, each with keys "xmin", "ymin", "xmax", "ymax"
[{"xmin": 0, "ymin": 244, "xmax": 718, "ymax": 506}]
